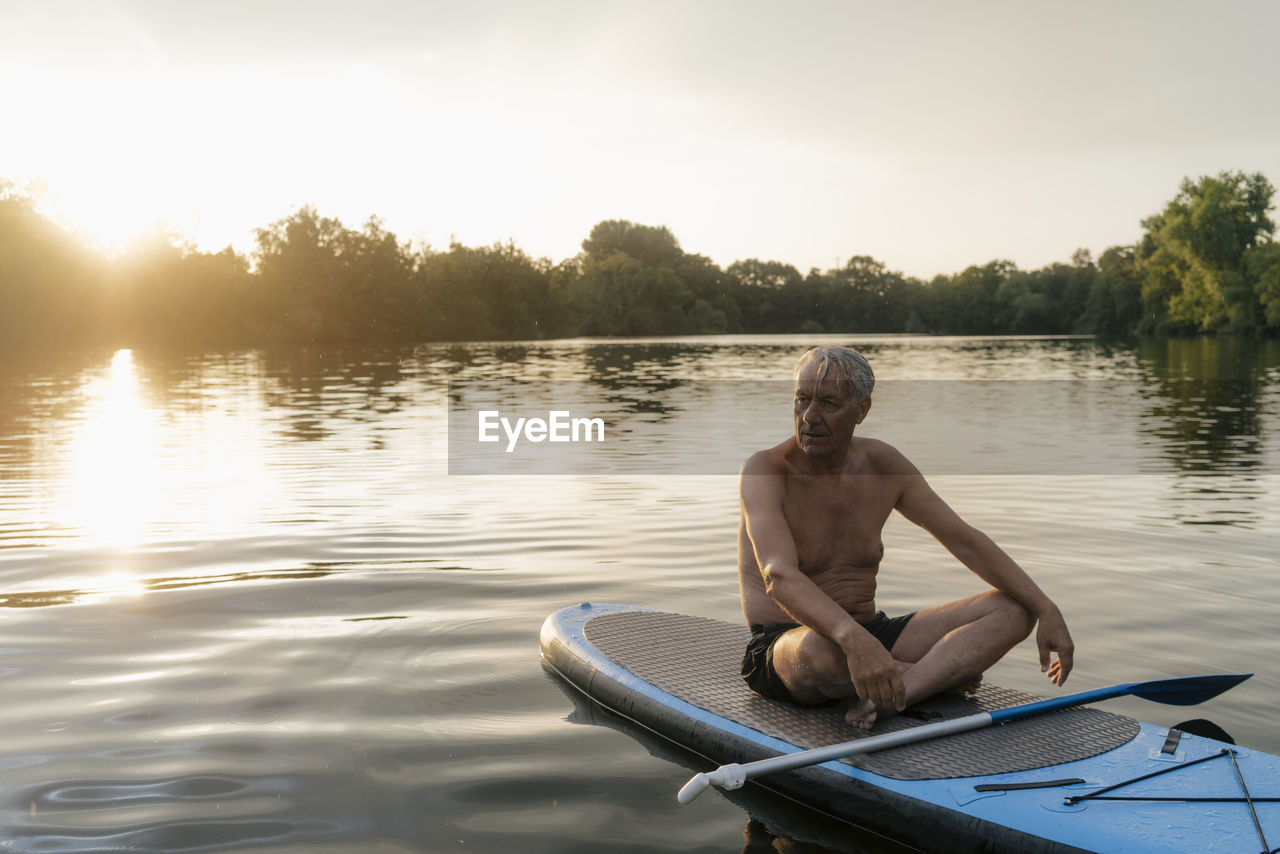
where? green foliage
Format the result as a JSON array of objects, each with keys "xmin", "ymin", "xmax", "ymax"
[
  {"xmin": 418, "ymin": 241, "xmax": 555, "ymax": 341},
  {"xmin": 571, "ymin": 251, "xmax": 690, "ymax": 335},
  {"xmin": 253, "ymin": 207, "xmax": 417, "ymax": 343},
  {"xmin": 1137, "ymin": 171, "xmax": 1276, "ymax": 335},
  {"xmin": 725, "ymin": 259, "xmax": 803, "ymax": 332},
  {"xmin": 923, "ymin": 261, "xmax": 1017, "ymax": 334},
  {"xmin": 0, "ymin": 181, "xmax": 101, "ymax": 347},
  {"xmin": 582, "ymin": 220, "xmax": 683, "ymax": 267},
  {"xmin": 1247, "ymin": 242, "xmax": 1280, "ymax": 331},
  {"xmin": 3, "ymin": 172, "xmax": 1279, "ymax": 351},
  {"xmin": 1081, "ymin": 247, "xmax": 1143, "ymax": 337},
  {"xmin": 821, "ymin": 256, "xmax": 919, "ymax": 333},
  {"xmin": 571, "ymin": 220, "xmax": 733, "ymax": 335}
]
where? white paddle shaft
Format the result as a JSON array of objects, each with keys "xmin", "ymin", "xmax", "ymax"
[{"xmin": 677, "ymin": 711, "xmax": 992, "ymax": 803}]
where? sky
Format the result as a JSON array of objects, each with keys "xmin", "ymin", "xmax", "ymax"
[{"xmin": 3, "ymin": 0, "xmax": 1279, "ymax": 279}]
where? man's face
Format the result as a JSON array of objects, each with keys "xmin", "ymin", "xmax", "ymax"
[{"xmin": 793, "ymin": 359, "xmax": 868, "ymax": 458}]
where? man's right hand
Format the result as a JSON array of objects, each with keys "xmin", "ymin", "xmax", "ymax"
[{"xmin": 842, "ymin": 634, "xmax": 907, "ymax": 713}]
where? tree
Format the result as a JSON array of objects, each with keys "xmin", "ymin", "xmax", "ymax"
[
  {"xmin": 253, "ymin": 206, "xmax": 352, "ymax": 342},
  {"xmin": 335, "ymin": 217, "xmax": 417, "ymax": 340},
  {"xmin": 823, "ymin": 255, "xmax": 916, "ymax": 332},
  {"xmin": 417, "ymin": 241, "xmax": 554, "ymax": 340},
  {"xmin": 727, "ymin": 258, "xmax": 803, "ymax": 291},
  {"xmin": 933, "ymin": 260, "xmax": 1016, "ymax": 334},
  {"xmin": 1079, "ymin": 246, "xmax": 1143, "ymax": 337},
  {"xmin": 0, "ymin": 181, "xmax": 101, "ymax": 347},
  {"xmin": 727, "ymin": 259, "xmax": 804, "ymax": 332},
  {"xmin": 253, "ymin": 207, "xmax": 420, "ymax": 343},
  {"xmin": 570, "ymin": 219, "xmax": 701, "ymax": 335},
  {"xmin": 675, "ymin": 253, "xmax": 735, "ymax": 333},
  {"xmin": 996, "ymin": 272, "xmax": 1055, "ymax": 333},
  {"xmin": 581, "ymin": 219, "xmax": 684, "ymax": 267},
  {"xmin": 1138, "ymin": 171, "xmax": 1276, "ymax": 333},
  {"xmin": 106, "ymin": 238, "xmax": 257, "ymax": 347},
  {"xmin": 570, "ymin": 252, "xmax": 690, "ymax": 335},
  {"xmin": 1247, "ymin": 242, "xmax": 1280, "ymax": 331}
]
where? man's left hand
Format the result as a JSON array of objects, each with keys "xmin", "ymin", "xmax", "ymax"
[{"xmin": 1037, "ymin": 609, "xmax": 1074, "ymax": 686}]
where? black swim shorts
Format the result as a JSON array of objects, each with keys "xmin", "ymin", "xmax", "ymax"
[{"xmin": 739, "ymin": 611, "xmax": 916, "ymax": 704}]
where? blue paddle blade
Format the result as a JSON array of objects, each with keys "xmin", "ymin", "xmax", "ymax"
[
  {"xmin": 1129, "ymin": 674, "xmax": 1252, "ymax": 705},
  {"xmin": 988, "ymin": 674, "xmax": 1253, "ymax": 724}
]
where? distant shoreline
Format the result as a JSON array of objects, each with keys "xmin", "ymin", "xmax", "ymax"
[{"xmin": 3, "ymin": 171, "xmax": 1278, "ymax": 350}]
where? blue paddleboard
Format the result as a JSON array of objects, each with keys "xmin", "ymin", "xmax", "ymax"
[{"xmin": 540, "ymin": 603, "xmax": 1279, "ymax": 853}]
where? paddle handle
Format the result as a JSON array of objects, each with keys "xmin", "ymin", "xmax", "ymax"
[{"xmin": 677, "ymin": 766, "xmax": 744, "ymax": 803}]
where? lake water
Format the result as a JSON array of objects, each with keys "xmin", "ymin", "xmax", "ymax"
[{"xmin": 1, "ymin": 334, "xmax": 1278, "ymax": 853}]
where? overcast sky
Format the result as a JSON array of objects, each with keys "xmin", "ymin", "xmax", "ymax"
[{"xmin": 3, "ymin": 0, "xmax": 1278, "ymax": 278}]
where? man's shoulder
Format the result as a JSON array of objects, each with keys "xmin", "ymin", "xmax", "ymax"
[
  {"xmin": 741, "ymin": 437, "xmax": 921, "ymax": 477},
  {"xmin": 854, "ymin": 436, "xmax": 920, "ymax": 476},
  {"xmin": 741, "ymin": 440, "xmax": 793, "ymax": 476}
]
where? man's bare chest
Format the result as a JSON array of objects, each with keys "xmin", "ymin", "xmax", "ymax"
[{"xmin": 781, "ymin": 480, "xmax": 896, "ymax": 571}]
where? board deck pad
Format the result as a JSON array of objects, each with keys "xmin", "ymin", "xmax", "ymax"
[{"xmin": 585, "ymin": 610, "xmax": 1140, "ymax": 781}]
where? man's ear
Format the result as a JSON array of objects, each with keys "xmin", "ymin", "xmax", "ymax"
[{"xmin": 856, "ymin": 396, "xmax": 872, "ymax": 424}]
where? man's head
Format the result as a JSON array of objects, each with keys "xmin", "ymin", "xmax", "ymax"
[
  {"xmin": 792, "ymin": 347, "xmax": 874, "ymax": 460},
  {"xmin": 793, "ymin": 347, "xmax": 875, "ymax": 402}
]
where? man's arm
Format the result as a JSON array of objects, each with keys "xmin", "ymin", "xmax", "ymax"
[
  {"xmin": 894, "ymin": 463, "xmax": 1075, "ymax": 686},
  {"xmin": 740, "ymin": 456, "xmax": 908, "ymax": 711}
]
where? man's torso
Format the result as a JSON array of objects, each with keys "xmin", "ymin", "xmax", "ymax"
[{"xmin": 738, "ymin": 437, "xmax": 904, "ymax": 625}]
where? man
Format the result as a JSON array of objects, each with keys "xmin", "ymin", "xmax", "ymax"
[{"xmin": 738, "ymin": 346, "xmax": 1074, "ymax": 729}]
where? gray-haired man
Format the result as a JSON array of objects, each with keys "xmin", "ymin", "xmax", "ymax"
[{"xmin": 737, "ymin": 346, "xmax": 1074, "ymax": 728}]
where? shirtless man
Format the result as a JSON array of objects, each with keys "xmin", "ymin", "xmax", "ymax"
[{"xmin": 739, "ymin": 346, "xmax": 1074, "ymax": 729}]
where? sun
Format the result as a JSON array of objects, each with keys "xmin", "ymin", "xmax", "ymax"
[
  {"xmin": 4, "ymin": 67, "xmax": 270, "ymax": 254},
  {"xmin": 2, "ymin": 68, "xmax": 196, "ymax": 251},
  {"xmin": 43, "ymin": 179, "xmax": 194, "ymax": 253}
]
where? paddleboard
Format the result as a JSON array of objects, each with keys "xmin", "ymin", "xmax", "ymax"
[{"xmin": 540, "ymin": 602, "xmax": 1280, "ymax": 854}]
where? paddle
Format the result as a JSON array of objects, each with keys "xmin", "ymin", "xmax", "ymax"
[{"xmin": 676, "ymin": 673, "xmax": 1251, "ymax": 803}]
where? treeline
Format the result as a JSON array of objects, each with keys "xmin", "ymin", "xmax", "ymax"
[{"xmin": 2, "ymin": 171, "xmax": 1278, "ymax": 349}]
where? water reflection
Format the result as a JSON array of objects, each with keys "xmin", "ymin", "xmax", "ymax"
[
  {"xmin": 1135, "ymin": 340, "xmax": 1277, "ymax": 470},
  {"xmin": 741, "ymin": 818, "xmax": 860, "ymax": 854},
  {"xmin": 581, "ymin": 343, "xmax": 693, "ymax": 417},
  {"xmin": 1140, "ymin": 379, "xmax": 1264, "ymax": 472},
  {"xmin": 8, "ymin": 338, "xmax": 1275, "ymax": 548},
  {"xmin": 1127, "ymin": 338, "xmax": 1280, "ymax": 527},
  {"xmin": 0, "ymin": 566, "xmax": 337, "ymax": 609},
  {"xmin": 0, "ymin": 556, "xmax": 503, "ymax": 610},
  {"xmin": 254, "ymin": 347, "xmax": 422, "ymax": 443},
  {"xmin": 1137, "ymin": 336, "xmax": 1280, "ymax": 381},
  {"xmin": 57, "ymin": 349, "xmax": 162, "ymax": 545},
  {"xmin": 1163, "ymin": 476, "xmax": 1269, "ymax": 528}
]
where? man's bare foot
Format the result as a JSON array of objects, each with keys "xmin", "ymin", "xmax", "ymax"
[
  {"xmin": 842, "ymin": 698, "xmax": 879, "ymax": 730},
  {"xmin": 945, "ymin": 674, "xmax": 983, "ymax": 698},
  {"xmin": 842, "ymin": 695, "xmax": 906, "ymax": 730},
  {"xmin": 843, "ymin": 661, "xmax": 914, "ymax": 730}
]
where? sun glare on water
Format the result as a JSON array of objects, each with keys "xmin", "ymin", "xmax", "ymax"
[
  {"xmin": 57, "ymin": 349, "xmax": 165, "ymax": 546},
  {"xmin": 94, "ymin": 571, "xmax": 149, "ymax": 600},
  {"xmin": 50, "ymin": 348, "xmax": 286, "ymax": 555}
]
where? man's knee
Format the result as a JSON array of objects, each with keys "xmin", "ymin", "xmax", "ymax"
[
  {"xmin": 989, "ymin": 592, "xmax": 1035, "ymax": 641},
  {"xmin": 777, "ymin": 631, "xmax": 850, "ymax": 698}
]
